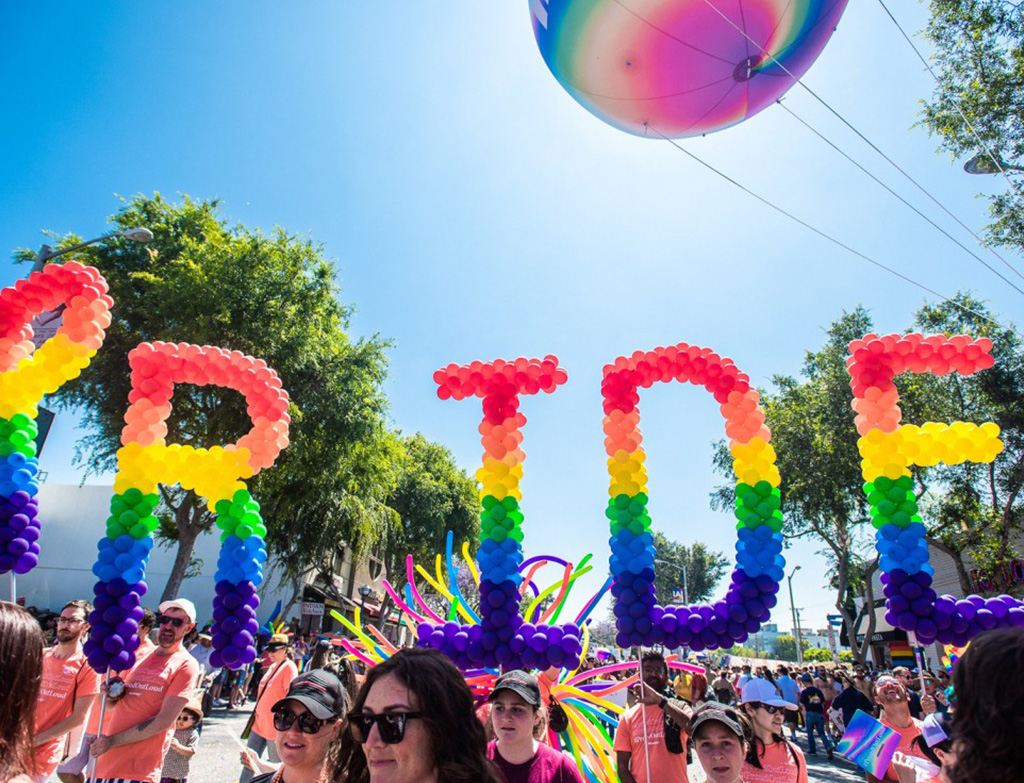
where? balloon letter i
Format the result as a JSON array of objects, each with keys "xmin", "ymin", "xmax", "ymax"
[
  {"xmin": 422, "ymin": 357, "xmax": 585, "ymax": 670},
  {"xmin": 84, "ymin": 342, "xmax": 290, "ymax": 673}
]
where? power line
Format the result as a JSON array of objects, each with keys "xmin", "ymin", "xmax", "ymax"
[
  {"xmin": 875, "ymin": 0, "xmax": 1024, "ymax": 196},
  {"xmin": 645, "ymin": 124, "xmax": 996, "ymax": 325},
  {"xmin": 775, "ymin": 100, "xmax": 1024, "ymax": 296},
  {"xmin": 696, "ymin": 0, "xmax": 1024, "ymax": 287}
]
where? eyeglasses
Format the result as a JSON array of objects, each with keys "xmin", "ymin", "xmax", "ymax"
[
  {"xmin": 272, "ymin": 708, "xmax": 331, "ymax": 735},
  {"xmin": 56, "ymin": 617, "xmax": 86, "ymax": 626},
  {"xmin": 348, "ymin": 712, "xmax": 422, "ymax": 744},
  {"xmin": 752, "ymin": 702, "xmax": 783, "ymax": 715},
  {"xmin": 156, "ymin": 614, "xmax": 185, "ymax": 628}
]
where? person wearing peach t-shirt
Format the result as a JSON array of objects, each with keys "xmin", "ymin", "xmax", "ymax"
[
  {"xmin": 32, "ymin": 600, "xmax": 100, "ymax": 783},
  {"xmin": 58, "ymin": 609, "xmax": 156, "ymax": 783},
  {"xmin": 239, "ymin": 634, "xmax": 297, "ymax": 783},
  {"xmin": 89, "ymin": 599, "xmax": 200, "ymax": 783}
]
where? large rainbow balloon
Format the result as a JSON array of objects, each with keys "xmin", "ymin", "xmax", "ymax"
[{"xmin": 531, "ymin": 0, "xmax": 849, "ymax": 138}]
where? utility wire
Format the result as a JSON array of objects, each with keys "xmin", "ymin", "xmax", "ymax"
[
  {"xmin": 875, "ymin": 0, "xmax": 1024, "ymax": 196},
  {"xmin": 697, "ymin": 0, "xmax": 1024, "ymax": 288},
  {"xmin": 775, "ymin": 100, "xmax": 1024, "ymax": 297},
  {"xmin": 644, "ymin": 123, "xmax": 996, "ymax": 326}
]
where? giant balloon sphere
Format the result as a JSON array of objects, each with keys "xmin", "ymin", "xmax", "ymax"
[{"xmin": 531, "ymin": 0, "xmax": 850, "ymax": 138}]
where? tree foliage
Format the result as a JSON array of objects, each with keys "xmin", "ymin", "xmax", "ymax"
[
  {"xmin": 651, "ymin": 530, "xmax": 729, "ymax": 605},
  {"xmin": 18, "ymin": 194, "xmax": 396, "ymax": 601},
  {"xmin": 712, "ymin": 308, "xmax": 881, "ymax": 664},
  {"xmin": 772, "ymin": 634, "xmax": 811, "ymax": 662},
  {"xmin": 921, "ymin": 0, "xmax": 1024, "ymax": 250}
]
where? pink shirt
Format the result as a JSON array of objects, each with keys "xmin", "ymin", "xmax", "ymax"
[
  {"xmin": 741, "ymin": 739, "xmax": 808, "ymax": 783},
  {"xmin": 613, "ymin": 703, "xmax": 689, "ymax": 783},
  {"xmin": 93, "ymin": 649, "xmax": 199, "ymax": 783},
  {"xmin": 33, "ymin": 647, "xmax": 100, "ymax": 777},
  {"xmin": 253, "ymin": 660, "xmax": 298, "ymax": 740}
]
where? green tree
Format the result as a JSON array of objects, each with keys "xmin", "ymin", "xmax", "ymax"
[
  {"xmin": 371, "ymin": 433, "xmax": 480, "ymax": 627},
  {"xmin": 712, "ymin": 309, "xmax": 881, "ymax": 665},
  {"xmin": 804, "ymin": 647, "xmax": 834, "ymax": 663},
  {"xmin": 19, "ymin": 194, "xmax": 396, "ymax": 602},
  {"xmin": 773, "ymin": 634, "xmax": 810, "ymax": 662},
  {"xmin": 906, "ymin": 294, "xmax": 1024, "ymax": 595},
  {"xmin": 920, "ymin": 0, "xmax": 1024, "ymax": 250},
  {"xmin": 651, "ymin": 530, "xmax": 729, "ymax": 605}
]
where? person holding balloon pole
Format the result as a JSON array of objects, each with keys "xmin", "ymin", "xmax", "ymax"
[
  {"xmin": 613, "ymin": 651, "xmax": 692, "ymax": 783},
  {"xmin": 88, "ymin": 599, "xmax": 200, "ymax": 783},
  {"xmin": 239, "ymin": 634, "xmax": 297, "ymax": 783}
]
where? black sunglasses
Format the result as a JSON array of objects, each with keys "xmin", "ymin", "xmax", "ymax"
[
  {"xmin": 751, "ymin": 702, "xmax": 784, "ymax": 715},
  {"xmin": 272, "ymin": 708, "xmax": 331, "ymax": 735},
  {"xmin": 156, "ymin": 614, "xmax": 185, "ymax": 628},
  {"xmin": 348, "ymin": 712, "xmax": 422, "ymax": 744}
]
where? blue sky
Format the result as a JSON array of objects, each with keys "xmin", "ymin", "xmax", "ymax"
[{"xmin": 2, "ymin": 2, "xmax": 1020, "ymax": 635}]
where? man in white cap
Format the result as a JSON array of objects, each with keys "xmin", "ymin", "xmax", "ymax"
[{"xmin": 89, "ymin": 598, "xmax": 201, "ymax": 783}]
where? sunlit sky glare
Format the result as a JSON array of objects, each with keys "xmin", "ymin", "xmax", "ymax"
[{"xmin": 1, "ymin": 2, "xmax": 1020, "ymax": 635}]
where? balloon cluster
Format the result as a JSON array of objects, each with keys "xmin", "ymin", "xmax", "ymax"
[
  {"xmin": 603, "ymin": 345, "xmax": 783, "ymax": 650},
  {"xmin": 0, "ymin": 262, "xmax": 112, "ymax": 576},
  {"xmin": 849, "ymin": 333, "xmax": 1024, "ymax": 645},
  {"xmin": 422, "ymin": 357, "xmax": 581, "ymax": 669},
  {"xmin": 86, "ymin": 342, "xmax": 289, "ymax": 673}
]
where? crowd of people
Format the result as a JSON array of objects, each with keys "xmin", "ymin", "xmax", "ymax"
[{"xmin": 2, "ymin": 597, "xmax": 1022, "ymax": 783}]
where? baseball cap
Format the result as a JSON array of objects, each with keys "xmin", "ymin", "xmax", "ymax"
[
  {"xmin": 741, "ymin": 678, "xmax": 797, "ymax": 709},
  {"xmin": 489, "ymin": 670, "xmax": 541, "ymax": 707},
  {"xmin": 158, "ymin": 598, "xmax": 197, "ymax": 624},
  {"xmin": 799, "ymin": 673, "xmax": 813, "ymax": 682},
  {"xmin": 920, "ymin": 713, "xmax": 953, "ymax": 748},
  {"xmin": 691, "ymin": 702, "xmax": 748, "ymax": 741},
  {"xmin": 272, "ymin": 669, "xmax": 347, "ymax": 719}
]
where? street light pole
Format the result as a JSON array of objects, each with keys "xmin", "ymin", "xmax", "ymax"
[
  {"xmin": 31, "ymin": 227, "xmax": 153, "ymax": 272},
  {"xmin": 654, "ymin": 558, "xmax": 688, "ymax": 604},
  {"xmin": 787, "ymin": 565, "xmax": 802, "ymax": 665}
]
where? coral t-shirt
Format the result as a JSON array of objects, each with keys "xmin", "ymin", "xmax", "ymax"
[
  {"xmin": 93, "ymin": 648, "xmax": 199, "ymax": 783},
  {"xmin": 86, "ymin": 643, "xmax": 159, "ymax": 736},
  {"xmin": 741, "ymin": 739, "xmax": 808, "ymax": 783},
  {"xmin": 33, "ymin": 647, "xmax": 100, "ymax": 777},
  {"xmin": 252, "ymin": 659, "xmax": 298, "ymax": 740},
  {"xmin": 880, "ymin": 717, "xmax": 926, "ymax": 782},
  {"xmin": 612, "ymin": 703, "xmax": 689, "ymax": 783}
]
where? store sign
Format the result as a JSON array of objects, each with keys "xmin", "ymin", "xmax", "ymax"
[{"xmin": 301, "ymin": 601, "xmax": 325, "ymax": 617}]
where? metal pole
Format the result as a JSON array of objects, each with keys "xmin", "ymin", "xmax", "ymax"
[
  {"xmin": 795, "ymin": 608, "xmax": 804, "ymax": 666},
  {"xmin": 86, "ymin": 671, "xmax": 112, "ymax": 783},
  {"xmin": 787, "ymin": 571, "xmax": 800, "ymax": 665},
  {"xmin": 8, "ymin": 571, "xmax": 15, "ymax": 603},
  {"xmin": 681, "ymin": 562, "xmax": 688, "ymax": 605}
]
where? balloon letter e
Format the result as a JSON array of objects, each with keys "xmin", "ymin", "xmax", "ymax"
[{"xmin": 849, "ymin": 333, "xmax": 1023, "ymax": 645}]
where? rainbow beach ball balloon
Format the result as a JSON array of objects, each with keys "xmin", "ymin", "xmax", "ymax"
[{"xmin": 531, "ymin": 0, "xmax": 849, "ymax": 138}]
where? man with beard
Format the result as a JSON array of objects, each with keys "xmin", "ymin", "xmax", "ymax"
[
  {"xmin": 90, "ymin": 599, "xmax": 200, "ymax": 783},
  {"xmin": 614, "ymin": 651, "xmax": 694, "ymax": 783},
  {"xmin": 33, "ymin": 600, "xmax": 101, "ymax": 782},
  {"xmin": 58, "ymin": 609, "xmax": 156, "ymax": 783},
  {"xmin": 867, "ymin": 675, "xmax": 929, "ymax": 783}
]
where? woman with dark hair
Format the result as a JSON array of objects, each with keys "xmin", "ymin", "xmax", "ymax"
[
  {"xmin": 739, "ymin": 679, "xmax": 807, "ymax": 783},
  {"xmin": 0, "ymin": 601, "xmax": 45, "ymax": 783},
  {"xmin": 948, "ymin": 626, "xmax": 1024, "ymax": 783},
  {"xmin": 328, "ymin": 648, "xmax": 502, "ymax": 783}
]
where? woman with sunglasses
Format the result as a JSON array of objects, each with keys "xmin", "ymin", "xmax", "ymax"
[
  {"xmin": 328, "ymin": 648, "xmax": 502, "ymax": 783},
  {"xmin": 242, "ymin": 634, "xmax": 298, "ymax": 783},
  {"xmin": 739, "ymin": 679, "xmax": 807, "ymax": 783},
  {"xmin": 245, "ymin": 669, "xmax": 348, "ymax": 783}
]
